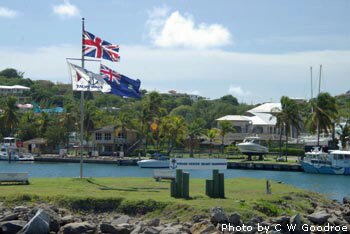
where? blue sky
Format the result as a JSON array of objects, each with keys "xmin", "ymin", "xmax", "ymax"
[{"xmin": 1, "ymin": 0, "xmax": 350, "ymax": 103}]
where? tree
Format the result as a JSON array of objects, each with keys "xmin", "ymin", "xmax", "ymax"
[
  {"xmin": 0, "ymin": 68, "xmax": 24, "ymax": 78},
  {"xmin": 1, "ymin": 96, "xmax": 19, "ymax": 136},
  {"xmin": 160, "ymin": 115, "xmax": 187, "ymax": 155},
  {"xmin": 37, "ymin": 112, "xmax": 50, "ymax": 136},
  {"xmin": 18, "ymin": 111, "xmax": 39, "ymax": 141},
  {"xmin": 219, "ymin": 95, "xmax": 239, "ymax": 106},
  {"xmin": 338, "ymin": 120, "xmax": 350, "ymax": 149},
  {"xmin": 306, "ymin": 92, "xmax": 338, "ymax": 146},
  {"xmin": 187, "ymin": 119, "xmax": 205, "ymax": 157},
  {"xmin": 272, "ymin": 96, "xmax": 302, "ymax": 161},
  {"xmin": 218, "ymin": 120, "xmax": 235, "ymax": 154},
  {"xmin": 206, "ymin": 128, "xmax": 219, "ymax": 157}
]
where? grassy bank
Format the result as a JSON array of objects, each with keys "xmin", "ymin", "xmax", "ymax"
[{"xmin": 0, "ymin": 177, "xmax": 329, "ymax": 221}]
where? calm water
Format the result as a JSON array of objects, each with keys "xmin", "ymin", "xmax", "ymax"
[{"xmin": 0, "ymin": 161, "xmax": 349, "ymax": 201}]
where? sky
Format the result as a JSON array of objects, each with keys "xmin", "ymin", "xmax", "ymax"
[{"xmin": 0, "ymin": 0, "xmax": 350, "ymax": 103}]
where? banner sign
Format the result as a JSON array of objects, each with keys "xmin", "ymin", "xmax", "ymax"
[{"xmin": 169, "ymin": 158, "xmax": 227, "ymax": 170}]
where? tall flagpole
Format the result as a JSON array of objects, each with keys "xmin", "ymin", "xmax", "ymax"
[{"xmin": 80, "ymin": 17, "xmax": 85, "ymax": 179}]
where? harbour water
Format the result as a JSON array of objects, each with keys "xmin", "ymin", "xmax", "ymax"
[{"xmin": 0, "ymin": 161, "xmax": 349, "ymax": 201}]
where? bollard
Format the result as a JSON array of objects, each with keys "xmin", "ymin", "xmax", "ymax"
[
  {"xmin": 266, "ymin": 180, "xmax": 271, "ymax": 194},
  {"xmin": 170, "ymin": 170, "xmax": 190, "ymax": 199},
  {"xmin": 206, "ymin": 170, "xmax": 225, "ymax": 198},
  {"xmin": 182, "ymin": 172, "xmax": 190, "ymax": 199}
]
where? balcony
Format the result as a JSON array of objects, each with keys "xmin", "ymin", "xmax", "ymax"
[{"xmin": 114, "ymin": 137, "xmax": 127, "ymax": 144}]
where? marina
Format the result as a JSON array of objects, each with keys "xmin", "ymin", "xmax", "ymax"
[{"xmin": 0, "ymin": 161, "xmax": 348, "ymax": 201}]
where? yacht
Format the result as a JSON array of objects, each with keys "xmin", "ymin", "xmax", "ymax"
[
  {"xmin": 0, "ymin": 137, "xmax": 34, "ymax": 161},
  {"xmin": 137, "ymin": 155, "xmax": 170, "ymax": 168},
  {"xmin": 237, "ymin": 137, "xmax": 268, "ymax": 156},
  {"xmin": 301, "ymin": 148, "xmax": 350, "ymax": 175}
]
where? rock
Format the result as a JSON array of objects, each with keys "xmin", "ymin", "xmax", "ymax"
[
  {"xmin": 31, "ymin": 206, "xmax": 61, "ymax": 232},
  {"xmin": 18, "ymin": 209, "xmax": 50, "ymax": 234},
  {"xmin": 210, "ymin": 207, "xmax": 228, "ymax": 225},
  {"xmin": 142, "ymin": 226, "xmax": 161, "ymax": 234},
  {"xmin": 112, "ymin": 215, "xmax": 131, "ymax": 225},
  {"xmin": 344, "ymin": 197, "xmax": 350, "ymax": 205},
  {"xmin": 290, "ymin": 214, "xmax": 303, "ymax": 233},
  {"xmin": 192, "ymin": 215, "xmax": 207, "ymax": 223},
  {"xmin": 228, "ymin": 213, "xmax": 241, "ymax": 226},
  {"xmin": 100, "ymin": 223, "xmax": 131, "ymax": 234},
  {"xmin": 13, "ymin": 206, "xmax": 28, "ymax": 213},
  {"xmin": 147, "ymin": 218, "xmax": 160, "ymax": 227},
  {"xmin": 61, "ymin": 215, "xmax": 75, "ymax": 226},
  {"xmin": 159, "ymin": 227, "xmax": 183, "ymax": 234},
  {"xmin": 190, "ymin": 220, "xmax": 217, "ymax": 234},
  {"xmin": 0, "ymin": 213, "xmax": 18, "ymax": 222},
  {"xmin": 130, "ymin": 224, "xmax": 143, "ymax": 234},
  {"xmin": 307, "ymin": 211, "xmax": 331, "ymax": 225},
  {"xmin": 60, "ymin": 222, "xmax": 96, "ymax": 234},
  {"xmin": 0, "ymin": 220, "xmax": 27, "ymax": 234}
]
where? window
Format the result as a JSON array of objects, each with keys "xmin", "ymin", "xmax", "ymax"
[
  {"xmin": 95, "ymin": 133, "xmax": 102, "ymax": 140},
  {"xmin": 104, "ymin": 145, "xmax": 112, "ymax": 152},
  {"xmin": 105, "ymin": 133, "xmax": 111, "ymax": 141}
]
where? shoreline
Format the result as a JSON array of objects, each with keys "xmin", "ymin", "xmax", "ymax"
[{"xmin": 30, "ymin": 157, "xmax": 303, "ymax": 172}]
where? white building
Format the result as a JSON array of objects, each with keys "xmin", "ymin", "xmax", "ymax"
[
  {"xmin": 0, "ymin": 85, "xmax": 30, "ymax": 103},
  {"xmin": 216, "ymin": 102, "xmax": 281, "ymax": 137}
]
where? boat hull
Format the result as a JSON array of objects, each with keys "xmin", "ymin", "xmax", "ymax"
[
  {"xmin": 301, "ymin": 161, "xmax": 350, "ymax": 175},
  {"xmin": 137, "ymin": 159, "xmax": 170, "ymax": 168},
  {"xmin": 237, "ymin": 143, "xmax": 268, "ymax": 155}
]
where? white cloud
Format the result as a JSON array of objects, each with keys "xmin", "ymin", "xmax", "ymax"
[
  {"xmin": 0, "ymin": 6, "xmax": 18, "ymax": 18},
  {"xmin": 229, "ymin": 85, "xmax": 251, "ymax": 97},
  {"xmin": 147, "ymin": 7, "xmax": 232, "ymax": 49},
  {"xmin": 53, "ymin": 0, "xmax": 80, "ymax": 18}
]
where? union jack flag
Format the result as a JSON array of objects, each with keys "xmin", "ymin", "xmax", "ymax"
[
  {"xmin": 83, "ymin": 31, "xmax": 120, "ymax": 62},
  {"xmin": 100, "ymin": 64, "xmax": 121, "ymax": 84}
]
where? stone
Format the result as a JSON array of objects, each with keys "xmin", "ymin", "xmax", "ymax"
[
  {"xmin": 112, "ymin": 215, "xmax": 131, "ymax": 225},
  {"xmin": 0, "ymin": 220, "xmax": 27, "ymax": 234},
  {"xmin": 100, "ymin": 223, "xmax": 131, "ymax": 234},
  {"xmin": 192, "ymin": 215, "xmax": 207, "ymax": 223},
  {"xmin": 0, "ymin": 213, "xmax": 18, "ymax": 222},
  {"xmin": 32, "ymin": 206, "xmax": 61, "ymax": 232},
  {"xmin": 210, "ymin": 207, "xmax": 228, "ymax": 225},
  {"xmin": 142, "ymin": 226, "xmax": 161, "ymax": 234},
  {"xmin": 147, "ymin": 218, "xmax": 160, "ymax": 227},
  {"xmin": 344, "ymin": 197, "xmax": 350, "ymax": 205},
  {"xmin": 13, "ymin": 206, "xmax": 28, "ymax": 213},
  {"xmin": 130, "ymin": 224, "xmax": 143, "ymax": 234},
  {"xmin": 18, "ymin": 209, "xmax": 50, "ymax": 234},
  {"xmin": 190, "ymin": 220, "xmax": 217, "ymax": 234},
  {"xmin": 60, "ymin": 222, "xmax": 96, "ymax": 234},
  {"xmin": 290, "ymin": 214, "xmax": 303, "ymax": 233},
  {"xmin": 159, "ymin": 227, "xmax": 183, "ymax": 234},
  {"xmin": 61, "ymin": 215, "xmax": 75, "ymax": 226},
  {"xmin": 307, "ymin": 211, "xmax": 331, "ymax": 225},
  {"xmin": 228, "ymin": 213, "xmax": 241, "ymax": 226}
]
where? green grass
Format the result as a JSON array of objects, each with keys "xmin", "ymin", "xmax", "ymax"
[{"xmin": 0, "ymin": 177, "xmax": 329, "ymax": 221}]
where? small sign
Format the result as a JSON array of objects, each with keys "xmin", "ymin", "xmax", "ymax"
[{"xmin": 169, "ymin": 158, "xmax": 227, "ymax": 170}]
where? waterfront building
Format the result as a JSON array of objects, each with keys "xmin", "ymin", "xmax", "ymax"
[{"xmin": 92, "ymin": 125, "xmax": 138, "ymax": 156}]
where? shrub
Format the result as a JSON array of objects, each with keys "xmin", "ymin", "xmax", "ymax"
[{"xmin": 269, "ymin": 147, "xmax": 304, "ymax": 156}]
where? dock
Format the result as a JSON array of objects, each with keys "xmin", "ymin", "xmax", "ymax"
[
  {"xmin": 227, "ymin": 162, "xmax": 302, "ymax": 171},
  {"xmin": 34, "ymin": 157, "xmax": 138, "ymax": 166}
]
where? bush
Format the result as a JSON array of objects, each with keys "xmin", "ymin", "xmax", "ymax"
[
  {"xmin": 224, "ymin": 145, "xmax": 239, "ymax": 155},
  {"xmin": 269, "ymin": 147, "xmax": 304, "ymax": 156}
]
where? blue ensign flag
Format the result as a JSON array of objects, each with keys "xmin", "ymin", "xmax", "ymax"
[{"xmin": 100, "ymin": 64, "xmax": 141, "ymax": 99}]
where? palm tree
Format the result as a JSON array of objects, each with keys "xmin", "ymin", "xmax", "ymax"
[
  {"xmin": 272, "ymin": 96, "xmax": 302, "ymax": 161},
  {"xmin": 37, "ymin": 112, "xmax": 50, "ymax": 136},
  {"xmin": 338, "ymin": 120, "xmax": 350, "ymax": 149},
  {"xmin": 1, "ymin": 96, "xmax": 19, "ymax": 136},
  {"xmin": 218, "ymin": 120, "xmax": 235, "ymax": 154},
  {"xmin": 306, "ymin": 92, "xmax": 338, "ymax": 146},
  {"xmin": 206, "ymin": 128, "xmax": 219, "ymax": 157},
  {"xmin": 187, "ymin": 119, "xmax": 205, "ymax": 157},
  {"xmin": 160, "ymin": 115, "xmax": 187, "ymax": 155}
]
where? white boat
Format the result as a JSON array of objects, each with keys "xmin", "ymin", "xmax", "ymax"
[
  {"xmin": 137, "ymin": 156, "xmax": 169, "ymax": 168},
  {"xmin": 0, "ymin": 137, "xmax": 34, "ymax": 161},
  {"xmin": 237, "ymin": 137, "xmax": 268, "ymax": 156}
]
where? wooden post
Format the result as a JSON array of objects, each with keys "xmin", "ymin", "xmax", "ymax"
[{"xmin": 266, "ymin": 180, "xmax": 271, "ymax": 194}]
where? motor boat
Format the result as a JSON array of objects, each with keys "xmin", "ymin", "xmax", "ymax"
[
  {"xmin": 0, "ymin": 137, "xmax": 34, "ymax": 161},
  {"xmin": 237, "ymin": 137, "xmax": 268, "ymax": 156},
  {"xmin": 137, "ymin": 155, "xmax": 169, "ymax": 168},
  {"xmin": 301, "ymin": 148, "xmax": 350, "ymax": 175}
]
